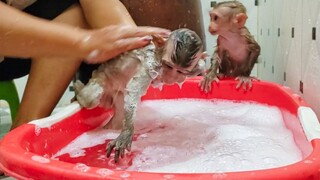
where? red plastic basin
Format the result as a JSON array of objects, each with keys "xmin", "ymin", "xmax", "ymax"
[{"xmin": 1, "ymin": 77, "xmax": 320, "ymax": 180}]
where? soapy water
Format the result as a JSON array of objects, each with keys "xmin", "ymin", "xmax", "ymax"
[{"xmin": 52, "ymin": 99, "xmax": 302, "ymax": 173}]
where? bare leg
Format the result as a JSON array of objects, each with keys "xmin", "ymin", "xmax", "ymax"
[
  {"xmin": 12, "ymin": 1, "xmax": 139, "ymax": 128},
  {"xmin": 79, "ymin": 0, "xmax": 136, "ymax": 28},
  {"xmin": 79, "ymin": 0, "xmax": 138, "ymax": 130},
  {"xmin": 12, "ymin": 5, "xmax": 88, "ymax": 128}
]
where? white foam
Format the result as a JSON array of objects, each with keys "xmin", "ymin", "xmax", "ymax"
[
  {"xmin": 31, "ymin": 155, "xmax": 50, "ymax": 164},
  {"xmin": 53, "ymin": 99, "xmax": 303, "ymax": 173},
  {"xmin": 74, "ymin": 163, "xmax": 90, "ymax": 172},
  {"xmin": 52, "ymin": 129, "xmax": 119, "ymax": 159}
]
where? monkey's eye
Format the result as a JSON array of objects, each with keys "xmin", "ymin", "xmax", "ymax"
[
  {"xmin": 177, "ymin": 70, "xmax": 186, "ymax": 74},
  {"xmin": 214, "ymin": 15, "xmax": 218, "ymax": 21},
  {"xmin": 163, "ymin": 60, "xmax": 191, "ymax": 75},
  {"xmin": 210, "ymin": 12, "xmax": 219, "ymax": 22},
  {"xmin": 163, "ymin": 62, "xmax": 173, "ymax": 69}
]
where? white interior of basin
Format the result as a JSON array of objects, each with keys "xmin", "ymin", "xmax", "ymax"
[{"xmin": 52, "ymin": 99, "xmax": 310, "ymax": 173}]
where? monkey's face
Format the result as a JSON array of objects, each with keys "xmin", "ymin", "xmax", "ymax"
[
  {"xmin": 209, "ymin": 7, "xmax": 234, "ymax": 35},
  {"xmin": 158, "ymin": 28, "xmax": 205, "ymax": 85},
  {"xmin": 160, "ymin": 46, "xmax": 203, "ymax": 85},
  {"xmin": 161, "ymin": 59, "xmax": 195, "ymax": 85}
]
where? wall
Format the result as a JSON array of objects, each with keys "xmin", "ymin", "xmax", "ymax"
[{"xmin": 257, "ymin": 0, "xmax": 320, "ymax": 118}]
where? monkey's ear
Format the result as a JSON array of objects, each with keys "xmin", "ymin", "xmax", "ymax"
[
  {"xmin": 234, "ymin": 13, "xmax": 248, "ymax": 28},
  {"xmin": 152, "ymin": 34, "xmax": 166, "ymax": 48}
]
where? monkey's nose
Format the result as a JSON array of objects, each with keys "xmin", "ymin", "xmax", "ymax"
[{"xmin": 208, "ymin": 27, "xmax": 217, "ymax": 35}]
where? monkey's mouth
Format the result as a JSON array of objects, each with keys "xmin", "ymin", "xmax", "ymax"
[{"xmin": 210, "ymin": 31, "xmax": 218, "ymax": 35}]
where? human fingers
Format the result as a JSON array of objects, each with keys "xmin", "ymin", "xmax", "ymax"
[
  {"xmin": 113, "ymin": 36, "xmax": 153, "ymax": 54},
  {"xmin": 86, "ymin": 35, "xmax": 153, "ymax": 64},
  {"xmin": 111, "ymin": 25, "xmax": 171, "ymax": 39},
  {"xmin": 81, "ymin": 25, "xmax": 169, "ymax": 63}
]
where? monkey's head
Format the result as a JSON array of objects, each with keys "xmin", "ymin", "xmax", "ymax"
[
  {"xmin": 156, "ymin": 28, "xmax": 206, "ymax": 85},
  {"xmin": 209, "ymin": 1, "xmax": 248, "ymax": 35}
]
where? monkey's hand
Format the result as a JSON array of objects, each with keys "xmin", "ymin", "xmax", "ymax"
[
  {"xmin": 106, "ymin": 129, "xmax": 133, "ymax": 163},
  {"xmin": 200, "ymin": 73, "xmax": 220, "ymax": 93},
  {"xmin": 235, "ymin": 76, "xmax": 259, "ymax": 91}
]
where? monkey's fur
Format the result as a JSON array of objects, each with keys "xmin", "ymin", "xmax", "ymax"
[
  {"xmin": 200, "ymin": 1, "xmax": 261, "ymax": 92},
  {"xmin": 75, "ymin": 28, "xmax": 205, "ymax": 162}
]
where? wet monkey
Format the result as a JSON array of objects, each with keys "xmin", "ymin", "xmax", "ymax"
[
  {"xmin": 74, "ymin": 28, "xmax": 207, "ymax": 162},
  {"xmin": 200, "ymin": 1, "xmax": 261, "ymax": 92}
]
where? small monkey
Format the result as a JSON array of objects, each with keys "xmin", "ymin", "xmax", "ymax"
[
  {"xmin": 200, "ymin": 1, "xmax": 261, "ymax": 92},
  {"xmin": 74, "ymin": 28, "xmax": 206, "ymax": 162}
]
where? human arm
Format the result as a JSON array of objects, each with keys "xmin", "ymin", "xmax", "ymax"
[
  {"xmin": 79, "ymin": 0, "xmax": 135, "ymax": 28},
  {"xmin": 0, "ymin": 2, "xmax": 169, "ymax": 63}
]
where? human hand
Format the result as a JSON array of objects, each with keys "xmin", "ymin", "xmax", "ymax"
[{"xmin": 81, "ymin": 25, "xmax": 170, "ymax": 64}]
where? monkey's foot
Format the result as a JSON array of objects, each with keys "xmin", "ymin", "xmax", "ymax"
[
  {"xmin": 235, "ymin": 76, "xmax": 259, "ymax": 90},
  {"xmin": 106, "ymin": 130, "xmax": 133, "ymax": 163},
  {"xmin": 199, "ymin": 74, "xmax": 220, "ymax": 93}
]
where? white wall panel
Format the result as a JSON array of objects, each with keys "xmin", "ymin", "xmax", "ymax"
[
  {"xmin": 273, "ymin": 38, "xmax": 285, "ymax": 84},
  {"xmin": 302, "ymin": 1, "xmax": 319, "ymax": 77},
  {"xmin": 200, "ymin": 0, "xmax": 215, "ymax": 56},
  {"xmin": 272, "ymin": 0, "xmax": 286, "ymax": 84},
  {"xmin": 258, "ymin": 0, "xmax": 274, "ymax": 80},
  {"xmin": 284, "ymin": 0, "xmax": 302, "ymax": 93},
  {"xmin": 241, "ymin": 0, "xmax": 258, "ymax": 77},
  {"xmin": 301, "ymin": 0, "xmax": 320, "ymax": 117},
  {"xmin": 284, "ymin": 40, "xmax": 301, "ymax": 92},
  {"xmin": 258, "ymin": 0, "xmax": 320, "ymax": 118},
  {"xmin": 303, "ymin": 42, "xmax": 320, "ymax": 117}
]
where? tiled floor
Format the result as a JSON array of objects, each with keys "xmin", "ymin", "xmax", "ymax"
[
  {"xmin": 0, "ymin": 107, "xmax": 13, "ymax": 179},
  {"xmin": 0, "ymin": 107, "xmax": 11, "ymax": 140},
  {"xmin": 0, "ymin": 107, "xmax": 9, "ymax": 180},
  {"xmin": 0, "ymin": 176, "xmax": 14, "ymax": 180}
]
